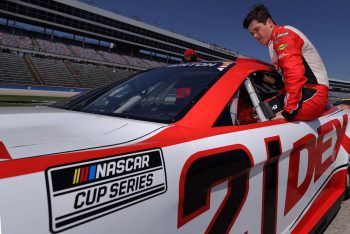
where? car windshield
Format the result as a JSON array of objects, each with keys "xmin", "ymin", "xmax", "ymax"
[{"xmin": 77, "ymin": 62, "xmax": 231, "ymax": 123}]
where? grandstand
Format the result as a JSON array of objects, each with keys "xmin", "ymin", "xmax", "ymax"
[
  {"xmin": 0, "ymin": 0, "xmax": 349, "ymax": 100},
  {"xmin": 329, "ymin": 79, "xmax": 350, "ymax": 102}
]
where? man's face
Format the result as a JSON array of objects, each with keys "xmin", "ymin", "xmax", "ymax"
[
  {"xmin": 184, "ymin": 55, "xmax": 191, "ymax": 62},
  {"xmin": 247, "ymin": 19, "xmax": 274, "ymax": 46}
]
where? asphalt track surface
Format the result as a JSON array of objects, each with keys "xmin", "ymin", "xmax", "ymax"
[{"xmin": 324, "ymin": 199, "xmax": 350, "ymax": 233}]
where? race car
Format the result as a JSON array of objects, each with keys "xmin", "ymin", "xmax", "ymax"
[{"xmin": 0, "ymin": 58, "xmax": 349, "ymax": 234}]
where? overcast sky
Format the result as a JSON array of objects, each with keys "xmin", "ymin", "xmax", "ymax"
[{"xmin": 91, "ymin": 0, "xmax": 350, "ymax": 81}]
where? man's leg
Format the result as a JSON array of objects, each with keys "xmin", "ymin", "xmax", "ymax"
[{"xmin": 294, "ymin": 85, "xmax": 329, "ymax": 121}]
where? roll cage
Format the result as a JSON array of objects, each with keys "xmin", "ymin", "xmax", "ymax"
[{"xmin": 215, "ymin": 70, "xmax": 283, "ymax": 127}]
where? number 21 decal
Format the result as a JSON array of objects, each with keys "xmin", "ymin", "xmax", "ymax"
[{"xmin": 178, "ymin": 138, "xmax": 281, "ymax": 234}]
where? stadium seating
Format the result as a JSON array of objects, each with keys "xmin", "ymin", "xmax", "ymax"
[
  {"xmin": 36, "ymin": 38, "xmax": 73, "ymax": 56},
  {"xmin": 68, "ymin": 63, "xmax": 133, "ymax": 88},
  {"xmin": 0, "ymin": 30, "xmax": 34, "ymax": 50},
  {"xmin": 70, "ymin": 63, "xmax": 113, "ymax": 88},
  {"xmin": 102, "ymin": 67, "xmax": 135, "ymax": 81},
  {"xmin": 0, "ymin": 52, "xmax": 38, "ymax": 85},
  {"xmin": 69, "ymin": 45, "xmax": 105, "ymax": 62},
  {"xmin": 329, "ymin": 91, "xmax": 350, "ymax": 103},
  {"xmin": 120, "ymin": 54, "xmax": 149, "ymax": 68},
  {"xmin": 0, "ymin": 26, "xmax": 168, "ymax": 91},
  {"xmin": 0, "ymin": 26, "xmax": 167, "ymax": 69},
  {"xmin": 29, "ymin": 56, "xmax": 80, "ymax": 87},
  {"xmin": 98, "ymin": 50, "xmax": 129, "ymax": 66},
  {"xmin": 141, "ymin": 58, "xmax": 164, "ymax": 68}
]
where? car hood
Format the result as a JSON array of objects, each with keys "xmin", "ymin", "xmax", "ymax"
[{"xmin": 0, "ymin": 107, "xmax": 168, "ymax": 159}]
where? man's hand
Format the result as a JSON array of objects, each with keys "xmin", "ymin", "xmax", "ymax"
[{"xmin": 272, "ymin": 111, "xmax": 285, "ymax": 120}]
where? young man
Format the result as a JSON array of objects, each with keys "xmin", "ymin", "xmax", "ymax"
[
  {"xmin": 243, "ymin": 4, "xmax": 329, "ymax": 121},
  {"xmin": 183, "ymin": 48, "xmax": 199, "ymax": 63}
]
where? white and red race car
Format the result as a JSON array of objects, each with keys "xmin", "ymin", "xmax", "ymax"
[{"xmin": 0, "ymin": 59, "xmax": 349, "ymax": 234}]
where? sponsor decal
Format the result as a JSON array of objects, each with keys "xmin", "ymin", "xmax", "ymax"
[
  {"xmin": 168, "ymin": 63, "xmax": 217, "ymax": 67},
  {"xmin": 278, "ymin": 52, "xmax": 288, "ymax": 59},
  {"xmin": 276, "ymin": 32, "xmax": 289, "ymax": 38},
  {"xmin": 178, "ymin": 145, "xmax": 253, "ymax": 233},
  {"xmin": 46, "ymin": 149, "xmax": 167, "ymax": 233},
  {"xmin": 277, "ymin": 44, "xmax": 288, "ymax": 51},
  {"xmin": 284, "ymin": 116, "xmax": 347, "ymax": 215},
  {"xmin": 178, "ymin": 114, "xmax": 349, "ymax": 231},
  {"xmin": 217, "ymin": 61, "xmax": 232, "ymax": 71}
]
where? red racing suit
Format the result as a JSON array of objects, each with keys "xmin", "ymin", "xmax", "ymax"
[{"xmin": 268, "ymin": 25, "xmax": 329, "ymax": 121}]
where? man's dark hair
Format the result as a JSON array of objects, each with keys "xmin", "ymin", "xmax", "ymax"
[{"xmin": 243, "ymin": 4, "xmax": 275, "ymax": 29}]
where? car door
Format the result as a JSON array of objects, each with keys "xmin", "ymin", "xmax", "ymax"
[{"xmin": 176, "ymin": 71, "xmax": 349, "ymax": 234}]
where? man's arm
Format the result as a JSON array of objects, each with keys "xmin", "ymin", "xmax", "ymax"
[{"xmin": 273, "ymin": 28, "xmax": 307, "ymax": 121}]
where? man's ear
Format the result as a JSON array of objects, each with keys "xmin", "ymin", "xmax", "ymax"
[{"xmin": 266, "ymin": 18, "xmax": 274, "ymax": 28}]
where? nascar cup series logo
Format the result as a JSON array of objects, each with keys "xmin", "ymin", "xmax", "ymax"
[{"xmin": 46, "ymin": 149, "xmax": 167, "ymax": 233}]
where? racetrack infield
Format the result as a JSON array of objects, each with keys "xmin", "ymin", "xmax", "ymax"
[{"xmin": 0, "ymin": 95, "xmax": 67, "ymax": 107}]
